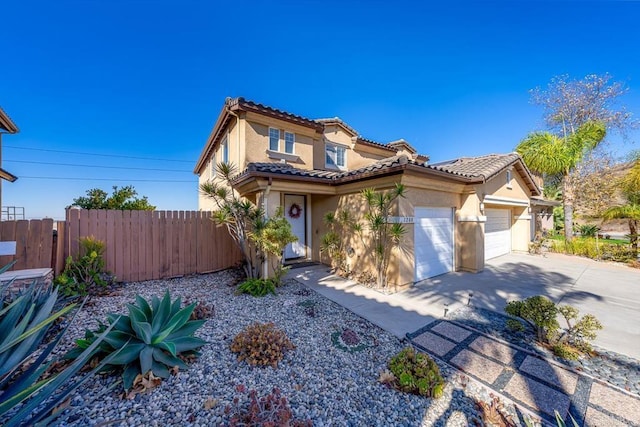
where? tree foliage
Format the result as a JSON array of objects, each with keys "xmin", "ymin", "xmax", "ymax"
[
  {"xmin": 530, "ymin": 73, "xmax": 638, "ymax": 139},
  {"xmin": 567, "ymin": 149, "xmax": 619, "ymax": 218},
  {"xmin": 72, "ymin": 185, "xmax": 155, "ymax": 210}
]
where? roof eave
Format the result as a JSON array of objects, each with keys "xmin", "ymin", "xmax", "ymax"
[
  {"xmin": 0, "ymin": 167, "xmax": 18, "ymax": 182},
  {"xmin": 193, "ymin": 105, "xmax": 232, "ymax": 174},
  {"xmin": 0, "ymin": 107, "xmax": 19, "ymax": 133}
]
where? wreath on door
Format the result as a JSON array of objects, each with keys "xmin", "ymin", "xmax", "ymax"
[{"xmin": 288, "ymin": 203, "xmax": 302, "ymax": 219}]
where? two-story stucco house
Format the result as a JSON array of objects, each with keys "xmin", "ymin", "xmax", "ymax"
[{"xmin": 194, "ymin": 97, "xmax": 540, "ymax": 290}]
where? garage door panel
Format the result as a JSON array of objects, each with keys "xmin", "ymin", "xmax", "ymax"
[
  {"xmin": 414, "ymin": 207, "xmax": 454, "ymax": 281},
  {"xmin": 485, "ymin": 209, "xmax": 511, "ymax": 260}
]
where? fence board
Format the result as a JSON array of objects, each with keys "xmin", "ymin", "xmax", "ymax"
[
  {"xmin": 58, "ymin": 209, "xmax": 240, "ymax": 282},
  {"xmin": 0, "ymin": 219, "xmax": 54, "ymax": 270}
]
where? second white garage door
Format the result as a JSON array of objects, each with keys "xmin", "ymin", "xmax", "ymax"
[
  {"xmin": 485, "ymin": 208, "xmax": 511, "ymax": 260},
  {"xmin": 414, "ymin": 207, "xmax": 454, "ymax": 281}
]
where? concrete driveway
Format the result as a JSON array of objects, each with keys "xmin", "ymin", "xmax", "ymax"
[
  {"xmin": 406, "ymin": 252, "xmax": 640, "ymax": 359},
  {"xmin": 292, "ymin": 252, "xmax": 640, "ymax": 359}
]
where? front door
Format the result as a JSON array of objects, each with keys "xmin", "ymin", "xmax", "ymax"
[{"xmin": 284, "ymin": 194, "xmax": 306, "ymax": 259}]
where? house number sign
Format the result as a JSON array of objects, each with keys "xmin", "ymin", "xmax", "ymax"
[{"xmin": 386, "ymin": 216, "xmax": 414, "ymax": 224}]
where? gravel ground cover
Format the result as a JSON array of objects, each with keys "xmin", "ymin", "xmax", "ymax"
[
  {"xmin": 52, "ymin": 270, "xmax": 494, "ymax": 427},
  {"xmin": 447, "ymin": 305, "xmax": 640, "ymax": 396}
]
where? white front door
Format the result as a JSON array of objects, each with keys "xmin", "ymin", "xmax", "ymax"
[
  {"xmin": 284, "ymin": 194, "xmax": 306, "ymax": 259},
  {"xmin": 485, "ymin": 208, "xmax": 511, "ymax": 260},
  {"xmin": 414, "ymin": 207, "xmax": 454, "ymax": 281}
]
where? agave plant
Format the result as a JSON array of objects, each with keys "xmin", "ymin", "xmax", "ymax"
[
  {"xmin": 68, "ymin": 291, "xmax": 207, "ymax": 390},
  {"xmin": 0, "ymin": 261, "xmax": 113, "ymax": 427}
]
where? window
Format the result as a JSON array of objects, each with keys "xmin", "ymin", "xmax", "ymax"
[
  {"xmin": 284, "ymin": 132, "xmax": 295, "ymax": 154},
  {"xmin": 269, "ymin": 128, "xmax": 280, "ymax": 151},
  {"xmin": 211, "ymin": 151, "xmax": 217, "ymax": 178},
  {"xmin": 221, "ymin": 136, "xmax": 229, "ymax": 163},
  {"xmin": 325, "ymin": 143, "xmax": 346, "ymax": 169},
  {"xmin": 506, "ymin": 169, "xmax": 512, "ymax": 188}
]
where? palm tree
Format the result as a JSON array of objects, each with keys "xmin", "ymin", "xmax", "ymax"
[{"xmin": 516, "ymin": 121, "xmax": 606, "ymax": 241}]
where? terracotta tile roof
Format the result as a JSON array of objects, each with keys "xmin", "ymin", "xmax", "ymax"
[
  {"xmin": 235, "ymin": 152, "xmax": 540, "ymax": 196},
  {"xmin": 229, "ymin": 97, "xmax": 324, "ymax": 131},
  {"xmin": 355, "ymin": 136, "xmax": 398, "ymax": 152},
  {"xmin": 429, "ymin": 153, "xmax": 522, "ymax": 180}
]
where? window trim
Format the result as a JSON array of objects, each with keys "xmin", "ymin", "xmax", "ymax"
[
  {"xmin": 506, "ymin": 169, "xmax": 513, "ymax": 189},
  {"xmin": 269, "ymin": 127, "xmax": 280, "ymax": 151},
  {"xmin": 221, "ymin": 136, "xmax": 229, "ymax": 164},
  {"xmin": 325, "ymin": 142, "xmax": 347, "ymax": 170},
  {"xmin": 284, "ymin": 131, "xmax": 295, "ymax": 154},
  {"xmin": 211, "ymin": 150, "xmax": 217, "ymax": 178}
]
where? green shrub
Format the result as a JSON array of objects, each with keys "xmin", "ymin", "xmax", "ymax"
[
  {"xmin": 387, "ymin": 347, "xmax": 444, "ymax": 398},
  {"xmin": 552, "ymin": 343, "xmax": 580, "ymax": 361},
  {"xmin": 54, "ymin": 236, "xmax": 114, "ymax": 297},
  {"xmin": 230, "ymin": 323, "xmax": 295, "ymax": 368},
  {"xmin": 0, "ymin": 262, "xmax": 111, "ymax": 426},
  {"xmin": 557, "ymin": 306, "xmax": 603, "ymax": 353},
  {"xmin": 505, "ymin": 318, "xmax": 525, "ymax": 332},
  {"xmin": 578, "ymin": 224, "xmax": 599, "ymax": 238},
  {"xmin": 505, "ymin": 296, "xmax": 559, "ymax": 343},
  {"xmin": 236, "ymin": 278, "xmax": 276, "ymax": 297},
  {"xmin": 549, "ymin": 238, "xmax": 635, "ymax": 262},
  {"xmin": 67, "ymin": 291, "xmax": 207, "ymax": 390}
]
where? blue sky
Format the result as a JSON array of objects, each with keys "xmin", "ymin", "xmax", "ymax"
[{"xmin": 1, "ymin": 0, "xmax": 639, "ymax": 219}]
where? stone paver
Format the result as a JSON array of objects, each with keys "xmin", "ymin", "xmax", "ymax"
[
  {"xmin": 449, "ymin": 349, "xmax": 504, "ymax": 384},
  {"xmin": 503, "ymin": 374, "xmax": 571, "ymax": 417},
  {"xmin": 519, "ymin": 355, "xmax": 578, "ymax": 394},
  {"xmin": 584, "ymin": 407, "xmax": 629, "ymax": 427},
  {"xmin": 412, "ymin": 331, "xmax": 456, "ymax": 356},
  {"xmin": 431, "ymin": 321, "xmax": 472, "ymax": 342},
  {"xmin": 589, "ymin": 382, "xmax": 640, "ymax": 425},
  {"xmin": 468, "ymin": 335, "xmax": 516, "ymax": 364}
]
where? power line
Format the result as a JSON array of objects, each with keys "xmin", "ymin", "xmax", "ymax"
[
  {"xmin": 5, "ymin": 159, "xmax": 192, "ymax": 173},
  {"xmin": 19, "ymin": 176, "xmax": 195, "ymax": 182},
  {"xmin": 4, "ymin": 145, "xmax": 194, "ymax": 163}
]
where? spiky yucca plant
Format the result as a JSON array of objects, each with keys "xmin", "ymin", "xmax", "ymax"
[
  {"xmin": 361, "ymin": 183, "xmax": 407, "ymax": 288},
  {"xmin": 0, "ymin": 261, "xmax": 113, "ymax": 427}
]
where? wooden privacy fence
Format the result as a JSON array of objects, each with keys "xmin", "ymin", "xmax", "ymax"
[
  {"xmin": 0, "ymin": 219, "xmax": 55, "ymax": 270},
  {"xmin": 63, "ymin": 209, "xmax": 242, "ymax": 282}
]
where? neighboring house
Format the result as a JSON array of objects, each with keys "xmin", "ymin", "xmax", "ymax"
[
  {"xmin": 0, "ymin": 106, "xmax": 19, "ymax": 214},
  {"xmin": 194, "ymin": 97, "xmax": 541, "ymax": 289}
]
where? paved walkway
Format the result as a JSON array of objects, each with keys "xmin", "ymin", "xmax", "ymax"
[
  {"xmin": 289, "ymin": 258, "xmax": 640, "ymax": 425},
  {"xmin": 409, "ymin": 320, "xmax": 640, "ymax": 426}
]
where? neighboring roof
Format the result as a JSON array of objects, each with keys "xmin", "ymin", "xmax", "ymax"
[
  {"xmin": 234, "ymin": 153, "xmax": 541, "ymax": 196},
  {"xmin": 0, "ymin": 167, "xmax": 18, "ymax": 182},
  {"xmin": 0, "ymin": 106, "xmax": 19, "ymax": 133}
]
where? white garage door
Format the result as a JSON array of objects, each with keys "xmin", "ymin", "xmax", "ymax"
[
  {"xmin": 414, "ymin": 207, "xmax": 454, "ymax": 281},
  {"xmin": 485, "ymin": 208, "xmax": 511, "ymax": 260}
]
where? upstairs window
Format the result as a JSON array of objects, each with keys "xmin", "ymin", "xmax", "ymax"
[
  {"xmin": 269, "ymin": 128, "xmax": 280, "ymax": 151},
  {"xmin": 325, "ymin": 143, "xmax": 346, "ymax": 169},
  {"xmin": 506, "ymin": 169, "xmax": 512, "ymax": 188},
  {"xmin": 284, "ymin": 132, "xmax": 295, "ymax": 154},
  {"xmin": 221, "ymin": 136, "xmax": 229, "ymax": 163},
  {"xmin": 211, "ymin": 151, "xmax": 217, "ymax": 178}
]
